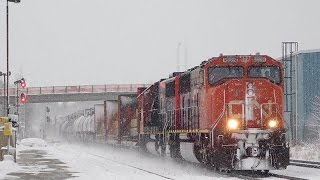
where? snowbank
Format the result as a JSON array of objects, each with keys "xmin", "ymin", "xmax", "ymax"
[{"xmin": 0, "ymin": 155, "xmax": 21, "ymax": 179}]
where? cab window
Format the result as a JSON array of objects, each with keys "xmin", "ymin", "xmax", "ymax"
[
  {"xmin": 208, "ymin": 66, "xmax": 244, "ymax": 85},
  {"xmin": 248, "ymin": 66, "xmax": 281, "ymax": 84}
]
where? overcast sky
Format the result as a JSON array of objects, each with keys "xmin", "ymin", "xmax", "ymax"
[{"xmin": 0, "ymin": 0, "xmax": 319, "ymax": 87}]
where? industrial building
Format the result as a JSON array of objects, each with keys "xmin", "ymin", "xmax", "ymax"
[{"xmin": 282, "ymin": 44, "xmax": 320, "ymax": 143}]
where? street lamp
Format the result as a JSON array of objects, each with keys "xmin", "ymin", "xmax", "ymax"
[{"xmin": 6, "ymin": 0, "xmax": 21, "ymax": 116}]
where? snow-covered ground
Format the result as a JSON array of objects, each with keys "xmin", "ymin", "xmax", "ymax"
[
  {"xmin": 1, "ymin": 138, "xmax": 320, "ymax": 180},
  {"xmin": 290, "ymin": 143, "xmax": 320, "ymax": 161},
  {"xmin": 270, "ymin": 143, "xmax": 320, "ymax": 180},
  {"xmin": 0, "ymin": 138, "xmax": 236, "ymax": 180},
  {"xmin": 50, "ymin": 143, "xmax": 227, "ymax": 180},
  {"xmin": 270, "ymin": 165, "xmax": 320, "ymax": 180},
  {"xmin": 0, "ymin": 156, "xmax": 22, "ymax": 179}
]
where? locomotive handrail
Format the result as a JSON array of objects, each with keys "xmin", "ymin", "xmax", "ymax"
[
  {"xmin": 180, "ymin": 106, "xmax": 198, "ymax": 130},
  {"xmin": 161, "ymin": 112, "xmax": 169, "ymax": 144},
  {"xmin": 210, "ymin": 90, "xmax": 226, "ymax": 130},
  {"xmin": 210, "ymin": 90, "xmax": 226, "ymax": 147},
  {"xmin": 161, "ymin": 110, "xmax": 173, "ymax": 130},
  {"xmin": 165, "ymin": 106, "xmax": 199, "ymax": 130},
  {"xmin": 225, "ymin": 102, "xmax": 245, "ymax": 127},
  {"xmin": 259, "ymin": 102, "xmax": 280, "ymax": 126}
]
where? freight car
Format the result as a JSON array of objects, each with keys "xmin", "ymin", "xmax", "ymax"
[
  {"xmin": 59, "ymin": 53, "xmax": 289, "ymax": 172},
  {"xmin": 59, "ymin": 108, "xmax": 95, "ymax": 142},
  {"xmin": 59, "ymin": 95, "xmax": 139, "ymax": 145}
]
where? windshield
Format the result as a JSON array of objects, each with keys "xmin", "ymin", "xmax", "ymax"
[
  {"xmin": 208, "ymin": 66, "xmax": 244, "ymax": 85},
  {"xmin": 248, "ymin": 66, "xmax": 281, "ymax": 84}
]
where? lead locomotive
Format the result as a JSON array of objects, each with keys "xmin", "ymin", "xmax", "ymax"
[{"xmin": 138, "ymin": 54, "xmax": 289, "ymax": 171}]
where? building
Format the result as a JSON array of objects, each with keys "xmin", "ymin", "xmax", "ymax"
[{"xmin": 283, "ymin": 49, "xmax": 320, "ymax": 143}]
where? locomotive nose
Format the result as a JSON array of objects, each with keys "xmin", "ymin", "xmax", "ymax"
[
  {"xmin": 246, "ymin": 80, "xmax": 282, "ymax": 129},
  {"xmin": 225, "ymin": 80, "xmax": 282, "ymax": 129}
]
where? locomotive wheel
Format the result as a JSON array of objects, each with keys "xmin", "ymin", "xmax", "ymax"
[
  {"xmin": 194, "ymin": 144, "xmax": 209, "ymax": 165},
  {"xmin": 254, "ymin": 170, "xmax": 269, "ymax": 175},
  {"xmin": 169, "ymin": 141, "xmax": 180, "ymax": 158},
  {"xmin": 159, "ymin": 134, "xmax": 166, "ymax": 156},
  {"xmin": 263, "ymin": 170, "xmax": 269, "ymax": 174},
  {"xmin": 210, "ymin": 148, "xmax": 218, "ymax": 167},
  {"xmin": 138, "ymin": 134, "xmax": 149, "ymax": 152},
  {"xmin": 209, "ymin": 155, "xmax": 218, "ymax": 170},
  {"xmin": 218, "ymin": 167, "xmax": 230, "ymax": 173},
  {"xmin": 168, "ymin": 134, "xmax": 182, "ymax": 159}
]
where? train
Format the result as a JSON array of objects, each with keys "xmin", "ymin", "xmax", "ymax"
[{"xmin": 58, "ymin": 54, "xmax": 289, "ymax": 172}]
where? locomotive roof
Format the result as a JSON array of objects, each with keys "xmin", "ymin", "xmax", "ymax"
[{"xmin": 138, "ymin": 54, "xmax": 281, "ymax": 97}]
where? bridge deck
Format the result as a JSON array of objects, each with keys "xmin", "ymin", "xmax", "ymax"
[
  {"xmin": 0, "ymin": 84, "xmax": 149, "ymax": 96},
  {"xmin": 0, "ymin": 84, "xmax": 149, "ymax": 103}
]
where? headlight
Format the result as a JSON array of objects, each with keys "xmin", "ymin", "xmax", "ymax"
[
  {"xmin": 227, "ymin": 119, "xmax": 239, "ymax": 130},
  {"xmin": 268, "ymin": 119, "xmax": 278, "ymax": 128}
]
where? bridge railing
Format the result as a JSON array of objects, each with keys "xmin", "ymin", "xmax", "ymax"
[{"xmin": 0, "ymin": 84, "xmax": 150, "ymax": 96}]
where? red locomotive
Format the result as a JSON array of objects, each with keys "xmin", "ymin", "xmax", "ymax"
[
  {"xmin": 59, "ymin": 54, "xmax": 289, "ymax": 172},
  {"xmin": 138, "ymin": 54, "xmax": 289, "ymax": 171}
]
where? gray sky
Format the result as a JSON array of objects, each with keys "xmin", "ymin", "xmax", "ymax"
[{"xmin": 0, "ymin": 0, "xmax": 319, "ymax": 87}]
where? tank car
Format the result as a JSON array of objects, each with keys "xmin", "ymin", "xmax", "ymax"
[{"xmin": 138, "ymin": 54, "xmax": 289, "ymax": 171}]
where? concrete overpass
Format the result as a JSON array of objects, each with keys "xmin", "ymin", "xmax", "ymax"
[
  {"xmin": 0, "ymin": 84, "xmax": 148, "ymax": 104},
  {"xmin": 0, "ymin": 84, "xmax": 150, "ymax": 138}
]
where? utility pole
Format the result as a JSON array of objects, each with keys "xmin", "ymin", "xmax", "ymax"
[
  {"xmin": 6, "ymin": 0, "xmax": 22, "ymax": 116},
  {"xmin": 6, "ymin": 0, "xmax": 10, "ymax": 116},
  {"xmin": 0, "ymin": 72, "xmax": 8, "ymax": 116}
]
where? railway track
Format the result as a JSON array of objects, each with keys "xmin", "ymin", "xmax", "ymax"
[
  {"xmin": 192, "ymin": 163, "xmax": 309, "ymax": 180},
  {"xmin": 290, "ymin": 159, "xmax": 320, "ymax": 169},
  {"xmin": 61, "ymin": 143, "xmax": 319, "ymax": 180},
  {"xmin": 87, "ymin": 152, "xmax": 175, "ymax": 180},
  {"xmin": 267, "ymin": 173, "xmax": 308, "ymax": 180},
  {"xmin": 89, "ymin": 152, "xmax": 260, "ymax": 180},
  {"xmin": 181, "ymin": 158, "xmax": 314, "ymax": 180}
]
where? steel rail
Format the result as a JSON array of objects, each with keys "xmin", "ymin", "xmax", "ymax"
[
  {"xmin": 57, "ymin": 142, "xmax": 317, "ymax": 180},
  {"xmin": 193, "ymin": 162, "xmax": 308, "ymax": 180},
  {"xmin": 79, "ymin": 143, "xmax": 320, "ymax": 180},
  {"xmin": 268, "ymin": 173, "xmax": 309, "ymax": 180},
  {"xmin": 290, "ymin": 159, "xmax": 320, "ymax": 165},
  {"xmin": 290, "ymin": 159, "xmax": 320, "ymax": 169}
]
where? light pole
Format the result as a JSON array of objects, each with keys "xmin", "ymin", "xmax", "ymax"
[
  {"xmin": 6, "ymin": 0, "xmax": 21, "ymax": 116},
  {"xmin": 0, "ymin": 72, "xmax": 6, "ymax": 115},
  {"xmin": 0, "ymin": 71, "xmax": 10, "ymax": 116}
]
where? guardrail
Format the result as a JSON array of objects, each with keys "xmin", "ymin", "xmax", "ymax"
[{"xmin": 0, "ymin": 84, "xmax": 150, "ymax": 96}]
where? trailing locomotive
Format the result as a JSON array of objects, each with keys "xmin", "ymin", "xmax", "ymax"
[
  {"xmin": 138, "ymin": 54, "xmax": 289, "ymax": 171},
  {"xmin": 59, "ymin": 54, "xmax": 289, "ymax": 172}
]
